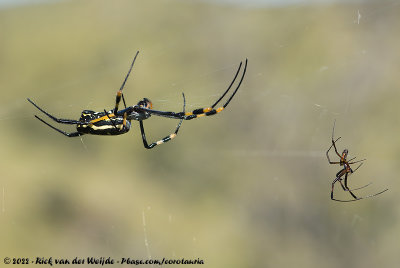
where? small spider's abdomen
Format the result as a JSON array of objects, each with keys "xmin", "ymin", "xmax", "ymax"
[{"xmin": 77, "ymin": 110, "xmax": 131, "ymax": 135}]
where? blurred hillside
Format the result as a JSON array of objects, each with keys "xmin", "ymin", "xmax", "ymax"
[{"xmin": 1, "ymin": 0, "xmax": 400, "ymax": 267}]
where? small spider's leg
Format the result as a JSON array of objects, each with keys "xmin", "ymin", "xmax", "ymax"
[
  {"xmin": 326, "ymin": 137, "xmax": 342, "ymax": 164},
  {"xmin": 331, "ymin": 119, "xmax": 337, "ymax": 141},
  {"xmin": 114, "ymin": 51, "xmax": 139, "ymax": 114},
  {"xmin": 331, "ymin": 188, "xmax": 389, "ymax": 202},
  {"xmin": 347, "ymin": 158, "xmax": 366, "ymax": 165},
  {"xmin": 27, "ymin": 98, "xmax": 81, "ymax": 124},
  {"xmin": 347, "ymin": 156, "xmax": 356, "ymax": 162},
  {"xmin": 332, "ymin": 138, "xmax": 342, "ymax": 159},
  {"xmin": 330, "ymin": 120, "xmax": 346, "ymax": 158},
  {"xmin": 331, "ymin": 177, "xmax": 341, "ymax": 200},
  {"xmin": 351, "ymin": 162, "xmax": 364, "ymax": 173},
  {"xmin": 34, "ymin": 115, "xmax": 82, "ymax": 137},
  {"xmin": 341, "ymin": 173, "xmax": 358, "ymax": 199},
  {"xmin": 343, "ymin": 182, "xmax": 373, "ymax": 191},
  {"xmin": 139, "ymin": 93, "xmax": 185, "ymax": 149}
]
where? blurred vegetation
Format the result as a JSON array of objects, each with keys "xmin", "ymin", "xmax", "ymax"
[{"xmin": 1, "ymin": 0, "xmax": 400, "ymax": 267}]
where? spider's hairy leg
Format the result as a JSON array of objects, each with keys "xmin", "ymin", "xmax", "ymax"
[
  {"xmin": 114, "ymin": 51, "xmax": 139, "ymax": 114},
  {"xmin": 27, "ymin": 98, "xmax": 81, "ymax": 124},
  {"xmin": 139, "ymin": 93, "xmax": 186, "ymax": 149},
  {"xmin": 34, "ymin": 115, "xmax": 82, "ymax": 137}
]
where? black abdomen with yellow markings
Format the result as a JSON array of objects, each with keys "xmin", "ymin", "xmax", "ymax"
[{"xmin": 77, "ymin": 110, "xmax": 130, "ymax": 135}]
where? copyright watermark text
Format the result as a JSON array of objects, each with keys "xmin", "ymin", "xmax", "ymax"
[{"xmin": 3, "ymin": 257, "xmax": 204, "ymax": 266}]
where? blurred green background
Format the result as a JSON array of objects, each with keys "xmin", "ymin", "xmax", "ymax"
[{"xmin": 1, "ymin": 0, "xmax": 400, "ymax": 267}]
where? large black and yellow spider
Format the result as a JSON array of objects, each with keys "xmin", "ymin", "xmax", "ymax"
[
  {"xmin": 326, "ymin": 121, "xmax": 388, "ymax": 202},
  {"xmin": 27, "ymin": 51, "xmax": 248, "ymax": 149}
]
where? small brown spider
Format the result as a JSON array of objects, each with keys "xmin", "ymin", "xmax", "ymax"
[{"xmin": 326, "ymin": 121, "xmax": 388, "ymax": 202}]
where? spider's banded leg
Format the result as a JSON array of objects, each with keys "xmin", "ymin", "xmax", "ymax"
[
  {"xmin": 326, "ymin": 137, "xmax": 342, "ymax": 164},
  {"xmin": 183, "ymin": 58, "xmax": 248, "ymax": 120},
  {"xmin": 139, "ymin": 93, "xmax": 185, "ymax": 149},
  {"xmin": 137, "ymin": 58, "xmax": 248, "ymax": 120},
  {"xmin": 34, "ymin": 115, "xmax": 82, "ymax": 137},
  {"xmin": 114, "ymin": 51, "xmax": 139, "ymax": 114},
  {"xmin": 27, "ymin": 98, "xmax": 81, "ymax": 124}
]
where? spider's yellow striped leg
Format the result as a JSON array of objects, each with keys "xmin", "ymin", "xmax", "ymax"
[
  {"xmin": 114, "ymin": 51, "xmax": 139, "ymax": 114},
  {"xmin": 139, "ymin": 93, "xmax": 185, "ymax": 149},
  {"xmin": 183, "ymin": 58, "xmax": 248, "ymax": 120},
  {"xmin": 137, "ymin": 58, "xmax": 248, "ymax": 121}
]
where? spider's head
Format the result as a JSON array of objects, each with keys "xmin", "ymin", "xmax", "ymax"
[
  {"xmin": 341, "ymin": 149, "xmax": 349, "ymax": 160},
  {"xmin": 137, "ymin": 98, "xmax": 153, "ymax": 109}
]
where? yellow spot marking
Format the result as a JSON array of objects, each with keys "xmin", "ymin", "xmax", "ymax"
[
  {"xmin": 216, "ymin": 107, "xmax": 224, "ymax": 113},
  {"xmin": 156, "ymin": 140, "xmax": 164, "ymax": 145},
  {"xmin": 170, "ymin": 134, "xmax": 177, "ymax": 139},
  {"xmin": 90, "ymin": 124, "xmax": 121, "ymax": 130},
  {"xmin": 185, "ymin": 112, "xmax": 193, "ymax": 116},
  {"xmin": 90, "ymin": 113, "xmax": 115, "ymax": 124},
  {"xmin": 197, "ymin": 114, "xmax": 206, "ymax": 117},
  {"xmin": 203, "ymin": 108, "xmax": 212, "ymax": 112}
]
